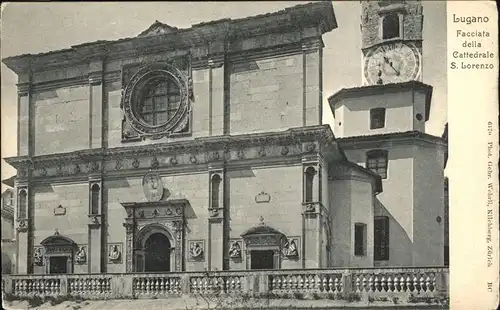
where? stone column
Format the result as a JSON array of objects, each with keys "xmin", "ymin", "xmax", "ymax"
[
  {"xmin": 301, "ymin": 38, "xmax": 324, "ymax": 127},
  {"xmin": 207, "ymin": 165, "xmax": 225, "ymax": 271},
  {"xmin": 89, "ymin": 60, "xmax": 104, "ymax": 149}
]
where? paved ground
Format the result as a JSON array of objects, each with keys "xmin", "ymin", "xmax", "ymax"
[{"xmin": 2, "ymin": 298, "xmax": 448, "ymax": 310}]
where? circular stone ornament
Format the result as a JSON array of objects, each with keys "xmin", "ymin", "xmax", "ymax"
[{"xmin": 122, "ymin": 62, "xmax": 190, "ymax": 136}]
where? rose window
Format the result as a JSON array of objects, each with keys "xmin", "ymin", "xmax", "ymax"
[{"xmin": 122, "ymin": 62, "xmax": 190, "ymax": 136}]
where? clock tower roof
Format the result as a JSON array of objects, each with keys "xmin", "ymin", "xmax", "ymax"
[{"xmin": 328, "ymin": 80, "xmax": 432, "ymax": 121}]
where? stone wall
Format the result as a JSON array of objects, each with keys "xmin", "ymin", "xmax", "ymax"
[
  {"xmin": 332, "ymin": 90, "xmax": 427, "ymax": 138},
  {"xmin": 228, "ymin": 164, "xmax": 303, "ymax": 269},
  {"xmin": 413, "ymin": 143, "xmax": 445, "ymax": 266},
  {"xmin": 329, "ymin": 170, "xmax": 375, "ymax": 268},
  {"xmin": 31, "ymin": 183, "xmax": 89, "ymax": 274},
  {"xmin": 33, "ymin": 86, "xmax": 90, "ymax": 155},
  {"xmin": 343, "ymin": 145, "xmax": 415, "ymax": 267},
  {"xmin": 228, "ymin": 55, "xmax": 303, "ymax": 135}
]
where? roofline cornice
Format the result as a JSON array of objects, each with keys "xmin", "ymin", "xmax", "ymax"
[
  {"xmin": 329, "ymin": 160, "xmax": 383, "ymax": 193},
  {"xmin": 337, "ymin": 131, "xmax": 447, "ymax": 149},
  {"xmin": 327, "ymin": 81, "xmax": 433, "ymax": 121},
  {"xmin": 2, "ymin": 1, "xmax": 337, "ymax": 75}
]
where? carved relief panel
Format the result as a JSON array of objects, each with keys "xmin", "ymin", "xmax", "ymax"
[
  {"xmin": 108, "ymin": 243, "xmax": 123, "ymax": 264},
  {"xmin": 282, "ymin": 237, "xmax": 300, "ymax": 259},
  {"xmin": 188, "ymin": 240, "xmax": 205, "ymax": 262}
]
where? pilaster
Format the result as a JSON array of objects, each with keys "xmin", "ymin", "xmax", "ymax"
[
  {"xmin": 88, "ymin": 174, "xmax": 103, "ymax": 274},
  {"xmin": 89, "ymin": 59, "xmax": 104, "ymax": 149},
  {"xmin": 15, "ymin": 179, "xmax": 31, "ymax": 274},
  {"xmin": 301, "ymin": 151, "xmax": 324, "ymax": 268},
  {"xmin": 208, "ymin": 55, "xmax": 225, "ymax": 136},
  {"xmin": 17, "ymin": 82, "xmax": 31, "ymax": 156},
  {"xmin": 207, "ymin": 163, "xmax": 225, "ymax": 271},
  {"xmin": 301, "ymin": 38, "xmax": 324, "ymax": 127}
]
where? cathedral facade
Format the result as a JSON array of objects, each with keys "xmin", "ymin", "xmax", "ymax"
[{"xmin": 2, "ymin": 1, "xmax": 445, "ymax": 276}]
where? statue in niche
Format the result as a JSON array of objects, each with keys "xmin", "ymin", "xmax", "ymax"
[
  {"xmin": 190, "ymin": 242, "xmax": 203, "ymax": 259},
  {"xmin": 76, "ymin": 246, "xmax": 86, "ymax": 263},
  {"xmin": 229, "ymin": 241, "xmax": 241, "ymax": 259},
  {"xmin": 33, "ymin": 248, "xmax": 43, "ymax": 266},
  {"xmin": 283, "ymin": 239, "xmax": 298, "ymax": 257},
  {"xmin": 109, "ymin": 245, "xmax": 121, "ymax": 262}
]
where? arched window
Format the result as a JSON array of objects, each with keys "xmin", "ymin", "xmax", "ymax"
[
  {"xmin": 91, "ymin": 184, "xmax": 100, "ymax": 215},
  {"xmin": 18, "ymin": 190, "xmax": 27, "ymax": 219},
  {"xmin": 211, "ymin": 174, "xmax": 221, "ymax": 209},
  {"xmin": 382, "ymin": 13, "xmax": 400, "ymax": 40},
  {"xmin": 305, "ymin": 167, "xmax": 316, "ymax": 203},
  {"xmin": 138, "ymin": 79, "xmax": 181, "ymax": 126},
  {"xmin": 366, "ymin": 150, "xmax": 389, "ymax": 179}
]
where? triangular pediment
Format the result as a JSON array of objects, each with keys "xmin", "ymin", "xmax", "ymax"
[
  {"xmin": 138, "ymin": 20, "xmax": 179, "ymax": 37},
  {"xmin": 40, "ymin": 234, "xmax": 77, "ymax": 247},
  {"xmin": 241, "ymin": 225, "xmax": 285, "ymax": 237}
]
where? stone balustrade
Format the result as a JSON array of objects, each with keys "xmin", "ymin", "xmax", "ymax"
[
  {"xmin": 268, "ymin": 270, "xmax": 344, "ymax": 294},
  {"xmin": 2, "ymin": 267, "xmax": 448, "ymax": 300},
  {"xmin": 132, "ymin": 274, "xmax": 182, "ymax": 297}
]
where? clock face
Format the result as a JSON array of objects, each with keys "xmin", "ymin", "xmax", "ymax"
[{"xmin": 364, "ymin": 42, "xmax": 420, "ymax": 85}]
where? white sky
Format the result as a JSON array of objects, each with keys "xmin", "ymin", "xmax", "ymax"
[{"xmin": 0, "ymin": 1, "xmax": 447, "ymax": 187}]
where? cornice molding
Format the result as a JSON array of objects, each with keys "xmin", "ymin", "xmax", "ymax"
[
  {"xmin": 31, "ymin": 77, "xmax": 88, "ymax": 93},
  {"xmin": 338, "ymin": 131, "xmax": 447, "ymax": 149},
  {"xmin": 88, "ymin": 72, "xmax": 103, "ymax": 85},
  {"xmin": 328, "ymin": 81, "xmax": 433, "ymax": 121},
  {"xmin": 5, "ymin": 126, "xmax": 339, "ymax": 182},
  {"xmin": 2, "ymin": 2, "xmax": 337, "ymax": 75},
  {"xmin": 301, "ymin": 38, "xmax": 325, "ymax": 53},
  {"xmin": 17, "ymin": 83, "xmax": 31, "ymax": 96}
]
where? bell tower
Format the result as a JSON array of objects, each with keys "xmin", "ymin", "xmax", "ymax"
[
  {"xmin": 328, "ymin": 1, "xmax": 445, "ymax": 268},
  {"xmin": 361, "ymin": 0, "xmax": 424, "ymax": 85},
  {"xmin": 330, "ymin": 0, "xmax": 431, "ymax": 138}
]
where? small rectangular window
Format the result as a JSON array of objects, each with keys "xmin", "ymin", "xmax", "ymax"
[
  {"xmin": 354, "ymin": 223, "xmax": 366, "ymax": 256},
  {"xmin": 374, "ymin": 216, "xmax": 389, "ymax": 261},
  {"xmin": 370, "ymin": 108, "xmax": 386, "ymax": 129}
]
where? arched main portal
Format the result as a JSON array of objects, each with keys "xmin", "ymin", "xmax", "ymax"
[
  {"xmin": 134, "ymin": 223, "xmax": 177, "ymax": 272},
  {"xmin": 144, "ymin": 233, "xmax": 171, "ymax": 272}
]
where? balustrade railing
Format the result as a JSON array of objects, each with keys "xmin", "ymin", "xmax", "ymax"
[
  {"xmin": 2, "ymin": 267, "xmax": 448, "ymax": 301},
  {"xmin": 269, "ymin": 271, "xmax": 343, "ymax": 294},
  {"xmin": 190, "ymin": 273, "xmax": 245, "ymax": 295},
  {"xmin": 132, "ymin": 274, "xmax": 182, "ymax": 297},
  {"xmin": 351, "ymin": 268, "xmax": 441, "ymax": 296},
  {"xmin": 68, "ymin": 275, "xmax": 112, "ymax": 298},
  {"xmin": 11, "ymin": 276, "xmax": 62, "ymax": 297}
]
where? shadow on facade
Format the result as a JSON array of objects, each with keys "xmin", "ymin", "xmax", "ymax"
[{"xmin": 374, "ymin": 198, "xmax": 412, "ymax": 266}]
